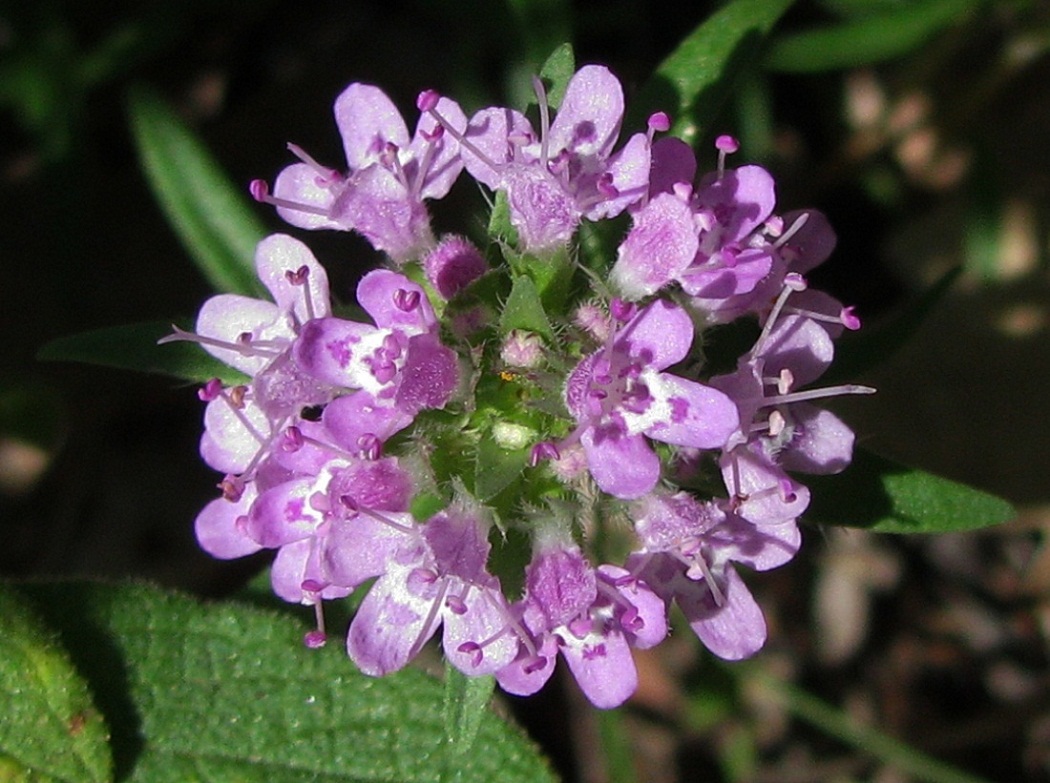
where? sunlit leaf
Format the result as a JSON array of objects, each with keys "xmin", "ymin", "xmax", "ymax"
[
  {"xmin": 0, "ymin": 588, "xmax": 111, "ymax": 783},
  {"xmin": 18, "ymin": 582, "xmax": 556, "ymax": 783},
  {"xmin": 806, "ymin": 448, "xmax": 1015, "ymax": 534},
  {"xmin": 633, "ymin": 0, "xmax": 796, "ymax": 145}
]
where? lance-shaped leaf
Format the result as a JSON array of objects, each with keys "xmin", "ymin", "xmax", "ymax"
[
  {"xmin": 38, "ymin": 320, "xmax": 249, "ymax": 385},
  {"xmin": 805, "ymin": 448, "xmax": 1015, "ymax": 534},
  {"xmin": 631, "ymin": 0, "xmax": 796, "ymax": 146},
  {"xmin": 764, "ymin": 0, "xmax": 981, "ymax": 73},
  {"xmin": 128, "ymin": 84, "xmax": 266, "ymax": 296},
  {"xmin": 18, "ymin": 582, "xmax": 556, "ymax": 783}
]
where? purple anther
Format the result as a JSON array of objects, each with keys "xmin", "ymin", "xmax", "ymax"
[
  {"xmin": 596, "ymin": 173, "xmax": 619, "ymax": 199},
  {"xmin": 841, "ymin": 306, "xmax": 862, "ymax": 331},
  {"xmin": 248, "ymin": 179, "xmax": 270, "ymax": 202},
  {"xmin": 784, "ymin": 272, "xmax": 807, "ymax": 292},
  {"xmin": 457, "ymin": 641, "xmax": 484, "ymax": 667},
  {"xmin": 198, "ymin": 377, "xmax": 223, "ymax": 402},
  {"xmin": 529, "ymin": 441, "xmax": 561, "ymax": 467},
  {"xmin": 301, "ymin": 579, "xmax": 325, "ymax": 594},
  {"xmin": 379, "ymin": 142, "xmax": 400, "ymax": 169},
  {"xmin": 421, "ymin": 124, "xmax": 445, "ymax": 143},
  {"xmin": 620, "ymin": 607, "xmax": 643, "ymax": 633},
  {"xmin": 338, "ymin": 494, "xmax": 359, "ymax": 513},
  {"xmin": 648, "ymin": 111, "xmax": 671, "ymax": 133},
  {"xmin": 281, "ymin": 425, "xmax": 304, "ymax": 452},
  {"xmin": 609, "ymin": 297, "xmax": 636, "ymax": 323},
  {"xmin": 445, "ymin": 595, "xmax": 468, "ymax": 615},
  {"xmin": 715, "ymin": 134, "xmax": 740, "ymax": 154},
  {"xmin": 523, "ymin": 654, "xmax": 547, "ymax": 675},
  {"xmin": 356, "ymin": 433, "xmax": 382, "ymax": 460},
  {"xmin": 778, "ymin": 478, "xmax": 797, "ymax": 504},
  {"xmin": 236, "ymin": 331, "xmax": 253, "ymax": 345},
  {"xmin": 416, "ymin": 89, "xmax": 440, "ymax": 113},
  {"xmin": 304, "ymin": 630, "xmax": 327, "ymax": 649},
  {"xmin": 393, "ymin": 288, "xmax": 421, "ymax": 312},
  {"xmin": 284, "ymin": 265, "xmax": 310, "ymax": 286}
]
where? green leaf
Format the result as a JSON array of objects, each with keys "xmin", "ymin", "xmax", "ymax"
[
  {"xmin": 0, "ymin": 588, "xmax": 111, "ymax": 783},
  {"xmin": 823, "ymin": 265, "xmax": 961, "ymax": 384},
  {"xmin": 764, "ymin": 0, "xmax": 980, "ymax": 73},
  {"xmin": 538, "ymin": 43, "xmax": 575, "ymax": 109},
  {"xmin": 38, "ymin": 320, "xmax": 249, "ymax": 385},
  {"xmin": 128, "ymin": 84, "xmax": 266, "ymax": 296},
  {"xmin": 500, "ymin": 276, "xmax": 554, "ymax": 340},
  {"xmin": 632, "ymin": 0, "xmax": 796, "ymax": 146},
  {"xmin": 805, "ymin": 448, "xmax": 1015, "ymax": 534},
  {"xmin": 18, "ymin": 582, "xmax": 556, "ymax": 783},
  {"xmin": 441, "ymin": 666, "xmax": 495, "ymax": 781},
  {"xmin": 475, "ymin": 435, "xmax": 530, "ymax": 502}
]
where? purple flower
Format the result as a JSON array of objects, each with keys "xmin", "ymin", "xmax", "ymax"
[
  {"xmin": 293, "ymin": 269, "xmax": 459, "ymax": 416},
  {"xmin": 246, "ymin": 452, "xmax": 416, "ymax": 603},
  {"xmin": 426, "ymin": 65, "xmax": 650, "ymax": 251},
  {"xmin": 162, "ymin": 235, "xmax": 335, "ymax": 485},
  {"xmin": 627, "ymin": 491, "xmax": 799, "ymax": 660},
  {"xmin": 347, "ymin": 504, "xmax": 517, "ymax": 677},
  {"xmin": 611, "ymin": 137, "xmax": 780, "ymax": 308},
  {"xmin": 253, "ymin": 83, "xmax": 467, "ymax": 262},
  {"xmin": 495, "ymin": 540, "xmax": 666, "ymax": 709},
  {"xmin": 562, "ymin": 299, "xmax": 739, "ymax": 499}
]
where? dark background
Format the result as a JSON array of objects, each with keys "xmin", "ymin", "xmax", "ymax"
[{"xmin": 2, "ymin": 1, "xmax": 1049, "ymax": 780}]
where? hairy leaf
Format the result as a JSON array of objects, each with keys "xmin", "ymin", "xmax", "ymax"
[
  {"xmin": 18, "ymin": 582, "xmax": 556, "ymax": 783},
  {"xmin": 0, "ymin": 588, "xmax": 111, "ymax": 783}
]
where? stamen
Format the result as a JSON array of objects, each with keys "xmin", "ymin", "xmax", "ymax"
[
  {"xmin": 280, "ymin": 425, "xmax": 304, "ymax": 452},
  {"xmin": 750, "ymin": 272, "xmax": 807, "ymax": 359},
  {"xmin": 686, "ymin": 548, "xmax": 726, "ymax": 608},
  {"xmin": 357, "ymin": 433, "xmax": 382, "ymax": 460},
  {"xmin": 357, "ymin": 506, "xmax": 417, "ymax": 535},
  {"xmin": 532, "ymin": 76, "xmax": 552, "ymax": 167},
  {"xmin": 715, "ymin": 135, "xmax": 739, "ymax": 179},
  {"xmin": 198, "ymin": 378, "xmax": 223, "ymax": 402},
  {"xmin": 529, "ymin": 441, "xmax": 560, "ymax": 466},
  {"xmin": 219, "ymin": 475, "xmax": 244, "ymax": 502},
  {"xmin": 418, "ymin": 90, "xmax": 502, "ymax": 173},
  {"xmin": 286, "ymin": 143, "xmax": 341, "ymax": 182},
  {"xmin": 761, "ymin": 384, "xmax": 877, "ymax": 407},
  {"xmin": 647, "ymin": 112, "xmax": 670, "ymax": 144},
  {"xmin": 248, "ymin": 178, "xmax": 331, "ymax": 217},
  {"xmin": 407, "ymin": 579, "xmax": 448, "ymax": 660},
  {"xmin": 773, "ymin": 212, "xmax": 810, "ymax": 249},
  {"xmin": 393, "ymin": 288, "xmax": 421, "ymax": 312},
  {"xmin": 158, "ymin": 325, "xmax": 284, "ymax": 359}
]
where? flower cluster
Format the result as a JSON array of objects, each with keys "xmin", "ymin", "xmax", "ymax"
[{"xmin": 171, "ymin": 64, "xmax": 871, "ymax": 708}]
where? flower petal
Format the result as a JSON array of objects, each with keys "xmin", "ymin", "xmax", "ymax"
[
  {"xmin": 334, "ymin": 83, "xmax": 410, "ymax": 171},
  {"xmin": 254, "ymin": 234, "xmax": 331, "ymax": 320},
  {"xmin": 582, "ymin": 428, "xmax": 660, "ymax": 500}
]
